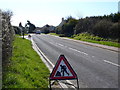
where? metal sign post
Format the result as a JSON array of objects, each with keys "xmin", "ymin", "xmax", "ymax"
[{"xmin": 77, "ymin": 77, "xmax": 79, "ymax": 89}]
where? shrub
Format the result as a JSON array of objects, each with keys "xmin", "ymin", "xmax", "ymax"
[
  {"xmin": 59, "ymin": 34, "xmax": 65, "ymax": 37},
  {"xmin": 109, "ymin": 23, "xmax": 119, "ymax": 39},
  {"xmin": 44, "ymin": 29, "xmax": 49, "ymax": 34},
  {"xmin": 92, "ymin": 19, "xmax": 113, "ymax": 38},
  {"xmin": 60, "ymin": 17, "xmax": 78, "ymax": 37},
  {"xmin": 75, "ymin": 18, "xmax": 100, "ymax": 34}
]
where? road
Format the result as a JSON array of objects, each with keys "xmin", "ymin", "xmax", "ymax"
[{"xmin": 32, "ymin": 34, "xmax": 119, "ymax": 88}]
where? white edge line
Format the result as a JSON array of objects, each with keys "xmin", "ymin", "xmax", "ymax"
[
  {"xmin": 103, "ymin": 60, "xmax": 120, "ymax": 67},
  {"xmin": 31, "ymin": 38, "xmax": 54, "ymax": 68}
]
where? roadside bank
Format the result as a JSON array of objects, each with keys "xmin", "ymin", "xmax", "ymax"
[{"xmin": 3, "ymin": 36, "xmax": 50, "ymax": 88}]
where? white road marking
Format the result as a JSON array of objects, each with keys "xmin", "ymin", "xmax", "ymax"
[
  {"xmin": 92, "ymin": 56, "xmax": 95, "ymax": 58},
  {"xmin": 49, "ymin": 42, "xmax": 53, "ymax": 45},
  {"xmin": 64, "ymin": 46, "xmax": 68, "ymax": 48},
  {"xmin": 49, "ymin": 42, "xmax": 89, "ymax": 56},
  {"xmin": 103, "ymin": 60, "xmax": 120, "ymax": 67},
  {"xmin": 69, "ymin": 47, "xmax": 78, "ymax": 52},
  {"xmin": 69, "ymin": 47, "xmax": 88, "ymax": 55},
  {"xmin": 57, "ymin": 43, "xmax": 64, "ymax": 47}
]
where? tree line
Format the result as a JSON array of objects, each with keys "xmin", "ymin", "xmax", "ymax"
[{"xmin": 55, "ymin": 12, "xmax": 120, "ymax": 41}]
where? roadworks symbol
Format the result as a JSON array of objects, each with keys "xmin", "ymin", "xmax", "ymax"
[{"xmin": 50, "ymin": 55, "xmax": 77, "ymax": 80}]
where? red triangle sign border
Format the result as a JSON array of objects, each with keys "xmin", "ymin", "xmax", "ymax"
[{"xmin": 50, "ymin": 55, "xmax": 77, "ymax": 80}]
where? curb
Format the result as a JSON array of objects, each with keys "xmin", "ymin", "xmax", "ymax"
[
  {"xmin": 63, "ymin": 38, "xmax": 119, "ymax": 52},
  {"xmin": 49, "ymin": 34, "xmax": 119, "ymax": 52}
]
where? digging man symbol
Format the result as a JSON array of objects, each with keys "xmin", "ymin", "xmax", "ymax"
[
  {"xmin": 55, "ymin": 64, "xmax": 69, "ymax": 77},
  {"xmin": 60, "ymin": 65, "xmax": 69, "ymax": 76}
]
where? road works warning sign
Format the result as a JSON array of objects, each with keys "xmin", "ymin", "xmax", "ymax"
[{"xmin": 50, "ymin": 55, "xmax": 77, "ymax": 80}]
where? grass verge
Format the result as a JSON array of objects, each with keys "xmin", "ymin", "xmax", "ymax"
[
  {"xmin": 48, "ymin": 33, "xmax": 59, "ymax": 36},
  {"xmin": 3, "ymin": 36, "xmax": 50, "ymax": 88},
  {"xmin": 49, "ymin": 33, "xmax": 120, "ymax": 48}
]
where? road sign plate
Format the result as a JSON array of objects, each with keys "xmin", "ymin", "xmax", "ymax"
[{"xmin": 50, "ymin": 55, "xmax": 77, "ymax": 80}]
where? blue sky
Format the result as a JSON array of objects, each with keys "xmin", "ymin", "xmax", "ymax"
[{"xmin": 0, "ymin": 0, "xmax": 119, "ymax": 27}]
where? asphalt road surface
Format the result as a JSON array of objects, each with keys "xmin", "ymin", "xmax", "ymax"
[{"xmin": 32, "ymin": 34, "xmax": 119, "ymax": 88}]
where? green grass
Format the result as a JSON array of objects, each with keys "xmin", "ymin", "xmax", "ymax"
[
  {"xmin": 16, "ymin": 34, "xmax": 28, "ymax": 37},
  {"xmin": 3, "ymin": 36, "xmax": 50, "ymax": 88},
  {"xmin": 49, "ymin": 33, "xmax": 59, "ymax": 36},
  {"xmin": 72, "ymin": 33, "xmax": 120, "ymax": 48},
  {"xmin": 49, "ymin": 33, "xmax": 120, "ymax": 48}
]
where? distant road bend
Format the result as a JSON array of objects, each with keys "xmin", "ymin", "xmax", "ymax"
[{"xmin": 32, "ymin": 34, "xmax": 118, "ymax": 88}]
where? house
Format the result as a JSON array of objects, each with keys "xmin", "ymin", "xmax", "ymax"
[
  {"xmin": 48, "ymin": 26, "xmax": 55, "ymax": 33},
  {"xmin": 41, "ymin": 24, "xmax": 55, "ymax": 33},
  {"xmin": 55, "ymin": 18, "xmax": 67, "ymax": 34},
  {"xmin": 58, "ymin": 18, "xmax": 66, "ymax": 27}
]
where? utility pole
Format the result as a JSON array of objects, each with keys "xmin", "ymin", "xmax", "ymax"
[
  {"xmin": 22, "ymin": 28, "xmax": 24, "ymax": 39},
  {"xmin": 19, "ymin": 22, "xmax": 24, "ymax": 39}
]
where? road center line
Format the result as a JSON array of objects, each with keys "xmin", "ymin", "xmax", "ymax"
[
  {"xmin": 92, "ymin": 56, "xmax": 95, "ymax": 58},
  {"xmin": 49, "ymin": 42, "xmax": 55, "ymax": 46},
  {"xmin": 103, "ymin": 60, "xmax": 120, "ymax": 67},
  {"xmin": 69, "ymin": 47, "xmax": 88, "ymax": 55},
  {"xmin": 57, "ymin": 43, "xmax": 64, "ymax": 47},
  {"xmin": 50, "ymin": 41, "xmax": 89, "ymax": 56}
]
